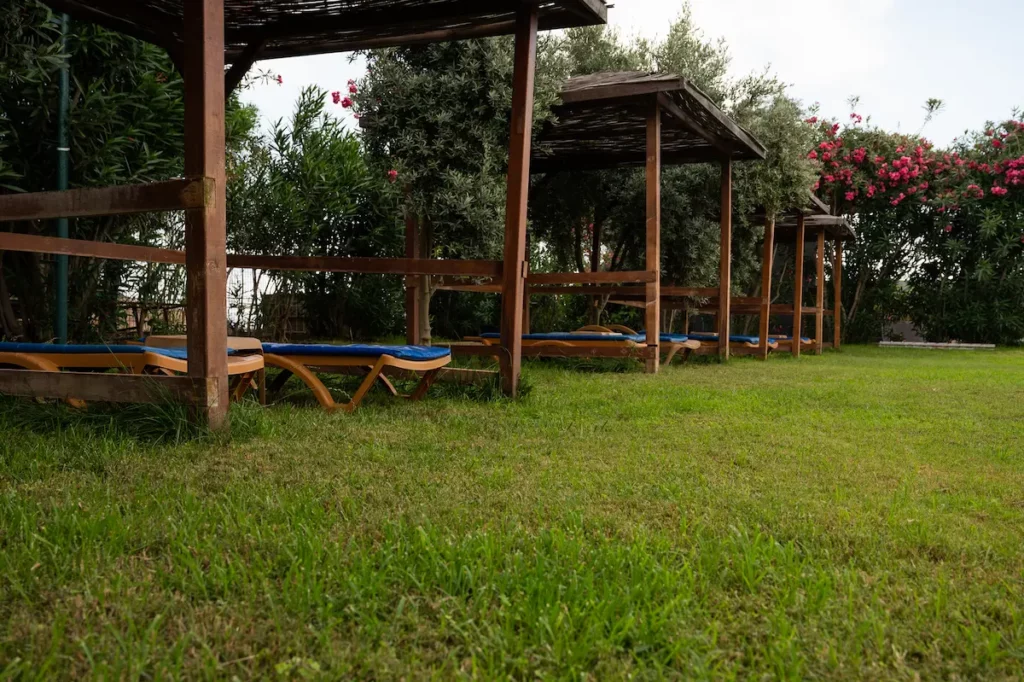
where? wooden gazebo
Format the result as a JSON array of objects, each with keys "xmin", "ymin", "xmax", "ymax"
[
  {"xmin": 0, "ymin": 0, "xmax": 608, "ymax": 428},
  {"xmin": 433, "ymin": 71, "xmax": 766, "ymax": 370},
  {"xmin": 691, "ymin": 197, "xmax": 856, "ymax": 358}
]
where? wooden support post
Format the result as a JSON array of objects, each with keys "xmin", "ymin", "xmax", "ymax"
[
  {"xmin": 758, "ymin": 216, "xmax": 775, "ymax": 360},
  {"xmin": 645, "ymin": 100, "xmax": 662, "ymax": 373},
  {"xmin": 404, "ymin": 207, "xmax": 420, "ymax": 345},
  {"xmin": 833, "ymin": 242, "xmax": 843, "ymax": 350},
  {"xmin": 183, "ymin": 0, "xmax": 229, "ymax": 430},
  {"xmin": 498, "ymin": 8, "xmax": 538, "ymax": 397},
  {"xmin": 815, "ymin": 230, "xmax": 825, "ymax": 355},
  {"xmin": 792, "ymin": 214, "xmax": 805, "ymax": 358},
  {"xmin": 718, "ymin": 159, "xmax": 732, "ymax": 360}
]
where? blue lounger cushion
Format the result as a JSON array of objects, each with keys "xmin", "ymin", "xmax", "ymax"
[
  {"xmin": 685, "ymin": 333, "xmax": 764, "ymax": 345},
  {"xmin": 262, "ymin": 343, "xmax": 451, "ymax": 362},
  {"xmin": 0, "ymin": 342, "xmax": 194, "ymax": 360},
  {"xmin": 628, "ymin": 332, "xmax": 692, "ymax": 343},
  {"xmin": 478, "ymin": 332, "xmax": 635, "ymax": 342}
]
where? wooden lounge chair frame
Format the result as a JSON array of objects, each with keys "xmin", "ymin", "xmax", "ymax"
[
  {"xmin": 462, "ymin": 332, "xmax": 651, "ymax": 361},
  {"xmin": 0, "ymin": 347, "xmax": 263, "ymax": 408},
  {"xmin": 261, "ymin": 352, "xmax": 451, "ymax": 413},
  {"xmin": 577, "ymin": 325, "xmax": 701, "ymax": 365}
]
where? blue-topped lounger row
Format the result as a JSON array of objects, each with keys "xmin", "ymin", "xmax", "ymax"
[
  {"xmin": 261, "ymin": 343, "xmax": 450, "ymax": 362},
  {"xmin": 0, "ymin": 342, "xmax": 197, "ymax": 359}
]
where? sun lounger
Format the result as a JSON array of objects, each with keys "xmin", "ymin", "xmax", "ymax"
[
  {"xmin": 684, "ymin": 333, "xmax": 779, "ymax": 355},
  {"xmin": 576, "ymin": 325, "xmax": 700, "ymax": 365},
  {"xmin": 462, "ymin": 332, "xmax": 648, "ymax": 361},
  {"xmin": 0, "ymin": 342, "xmax": 264, "ymax": 407},
  {"xmin": 769, "ymin": 335, "xmax": 815, "ymax": 352},
  {"xmin": 260, "ymin": 343, "xmax": 451, "ymax": 413}
]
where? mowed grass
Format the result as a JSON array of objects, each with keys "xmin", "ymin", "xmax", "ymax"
[{"xmin": 1, "ymin": 346, "xmax": 1023, "ymax": 680}]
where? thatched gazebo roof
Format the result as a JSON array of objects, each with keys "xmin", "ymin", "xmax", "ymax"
[
  {"xmin": 45, "ymin": 0, "xmax": 609, "ymax": 62},
  {"xmin": 532, "ymin": 71, "xmax": 766, "ymax": 172}
]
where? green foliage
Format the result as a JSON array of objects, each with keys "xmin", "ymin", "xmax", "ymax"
[
  {"xmin": 228, "ymin": 87, "xmax": 403, "ymax": 339},
  {"xmin": 357, "ymin": 38, "xmax": 568, "ymax": 261},
  {"xmin": 808, "ymin": 112, "xmax": 1024, "ymax": 344},
  {"xmin": 0, "ymin": 0, "xmax": 257, "ymax": 342}
]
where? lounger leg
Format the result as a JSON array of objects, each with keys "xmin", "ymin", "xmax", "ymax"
[
  {"xmin": 341, "ymin": 357, "xmax": 390, "ymax": 413},
  {"xmin": 662, "ymin": 345, "xmax": 682, "ymax": 366},
  {"xmin": 231, "ymin": 372, "xmax": 255, "ymax": 402},
  {"xmin": 409, "ymin": 369, "xmax": 440, "ymax": 401},
  {"xmin": 262, "ymin": 355, "xmax": 336, "ymax": 411},
  {"xmin": 372, "ymin": 368, "xmax": 401, "ymax": 397},
  {"xmin": 258, "ymin": 369, "xmax": 267, "ymax": 406},
  {"xmin": 267, "ymin": 369, "xmax": 293, "ymax": 395}
]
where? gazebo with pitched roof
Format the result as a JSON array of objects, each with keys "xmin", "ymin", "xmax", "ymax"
[
  {"xmin": 0, "ymin": 0, "xmax": 609, "ymax": 428},
  {"xmin": 434, "ymin": 70, "xmax": 766, "ymax": 367}
]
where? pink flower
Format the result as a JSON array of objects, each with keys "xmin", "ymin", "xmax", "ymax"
[
  {"xmin": 992, "ymin": 139, "xmax": 1003, "ymax": 149},
  {"xmin": 944, "ymin": 224, "xmax": 953, "ymax": 233},
  {"xmin": 341, "ymin": 97, "xmax": 354, "ymax": 108},
  {"xmin": 276, "ymin": 75, "xmax": 283, "ymax": 85},
  {"xmin": 866, "ymin": 185, "xmax": 876, "ymax": 198},
  {"xmin": 331, "ymin": 91, "xmax": 341, "ymax": 104},
  {"xmin": 807, "ymin": 151, "xmax": 818, "ymax": 160},
  {"xmin": 991, "ymin": 186, "xmax": 1008, "ymax": 196},
  {"xmin": 349, "ymin": 83, "xmax": 358, "ymax": 94},
  {"xmin": 805, "ymin": 116, "xmax": 818, "ymax": 124},
  {"xmin": 845, "ymin": 191, "xmax": 856, "ymax": 201},
  {"xmin": 387, "ymin": 169, "xmax": 398, "ymax": 183},
  {"xmin": 824, "ymin": 175, "xmax": 835, "ymax": 183}
]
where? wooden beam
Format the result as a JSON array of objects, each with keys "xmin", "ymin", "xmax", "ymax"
[
  {"xmin": 663, "ymin": 286, "xmax": 719, "ymax": 298},
  {"xmin": 224, "ymin": 39, "xmax": 266, "ymax": 95},
  {"xmin": 434, "ymin": 283, "xmax": 503, "ymax": 294},
  {"xmin": 758, "ymin": 216, "xmax": 775, "ymax": 360},
  {"xmin": 792, "ymin": 214, "xmax": 805, "ymax": 358},
  {"xmin": 226, "ymin": 255, "xmax": 501, "ymax": 277},
  {"xmin": 527, "ymin": 270, "xmax": 654, "ymax": 285},
  {"xmin": 645, "ymin": 100, "xmax": 661, "ymax": 373},
  {"xmin": 499, "ymin": 8, "xmax": 538, "ymax": 397},
  {"xmin": 657, "ymin": 92, "xmax": 733, "ymax": 157},
  {"xmin": 0, "ymin": 370, "xmax": 195, "ymax": 405},
  {"xmin": 718, "ymin": 159, "xmax": 732, "ymax": 360},
  {"xmin": 0, "ymin": 233, "xmax": 186, "ymax": 264},
  {"xmin": 0, "ymin": 178, "xmax": 209, "ymax": 222},
  {"xmin": 834, "ymin": 242, "xmax": 843, "ymax": 350},
  {"xmin": 404, "ymin": 207, "xmax": 421, "ymax": 345},
  {"xmin": 184, "ymin": 0, "xmax": 229, "ymax": 430},
  {"xmin": 815, "ymin": 230, "xmax": 825, "ymax": 355}
]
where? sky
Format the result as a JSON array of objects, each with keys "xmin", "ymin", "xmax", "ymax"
[{"xmin": 240, "ymin": 0, "xmax": 1024, "ymax": 146}]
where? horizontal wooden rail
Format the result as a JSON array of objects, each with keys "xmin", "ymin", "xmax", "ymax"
[
  {"xmin": 0, "ymin": 178, "xmax": 211, "ymax": 222},
  {"xmin": 0, "ymin": 370, "xmax": 196, "ymax": 404},
  {"xmin": 226, "ymin": 255, "xmax": 502, "ymax": 277},
  {"xmin": 433, "ymin": 283, "xmax": 503, "ymax": 294},
  {"xmin": 527, "ymin": 270, "xmax": 654, "ymax": 285},
  {"xmin": 529, "ymin": 285, "xmax": 647, "ymax": 296},
  {"xmin": 0, "ymin": 232, "xmax": 186, "ymax": 264},
  {"xmin": 662, "ymin": 286, "xmax": 718, "ymax": 297}
]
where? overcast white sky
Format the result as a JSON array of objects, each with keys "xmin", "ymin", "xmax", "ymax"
[{"xmin": 241, "ymin": 0, "xmax": 1024, "ymax": 146}]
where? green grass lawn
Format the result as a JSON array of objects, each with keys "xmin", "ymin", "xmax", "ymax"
[{"xmin": 1, "ymin": 346, "xmax": 1023, "ymax": 680}]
